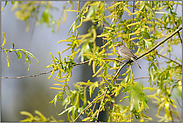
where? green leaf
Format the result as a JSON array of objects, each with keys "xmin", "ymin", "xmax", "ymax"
[
  {"xmin": 53, "ymin": 95, "xmax": 58, "ymax": 108},
  {"xmin": 4, "ymin": 1, "xmax": 8, "ymax": 7},
  {"xmin": 84, "ymin": 88, "xmax": 87, "ymax": 106},
  {"xmin": 23, "ymin": 49, "xmax": 39, "ymax": 63},
  {"xmin": 62, "ymin": 97, "xmax": 70, "ymax": 109},
  {"xmin": 1, "ymin": 1, "xmax": 7, "ymax": 12},
  {"xmin": 82, "ymin": 117, "xmax": 91, "ymax": 121},
  {"xmin": 1, "ymin": 32, "xmax": 6, "ymax": 47},
  {"xmin": 42, "ymin": 9, "xmax": 49, "ymax": 24},
  {"xmin": 72, "ymin": 106, "xmax": 77, "ymax": 120},
  {"xmin": 58, "ymin": 106, "xmax": 74, "ymax": 116},
  {"xmin": 146, "ymin": 2, "xmax": 155, "ymax": 17},
  {"xmin": 143, "ymin": 100, "xmax": 149, "ymax": 111},
  {"xmin": 15, "ymin": 50, "xmax": 22, "ymax": 60},
  {"xmin": 139, "ymin": 1, "xmax": 145, "ymax": 11},
  {"xmin": 149, "ymin": 67, "xmax": 154, "ymax": 81},
  {"xmin": 12, "ymin": 42, "xmax": 15, "ymax": 49},
  {"xmin": 68, "ymin": 112, "xmax": 72, "ymax": 122},
  {"xmin": 86, "ymin": 6, "xmax": 95, "ymax": 18},
  {"xmin": 142, "ymin": 31, "xmax": 150, "ymax": 39},
  {"xmin": 68, "ymin": 20, "xmax": 76, "ymax": 34},
  {"xmin": 11, "ymin": 1, "xmax": 16, "ymax": 4}
]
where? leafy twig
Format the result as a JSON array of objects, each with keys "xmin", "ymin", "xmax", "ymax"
[
  {"xmin": 73, "ymin": 91, "xmax": 106, "ymax": 122},
  {"xmin": 1, "ymin": 58, "xmax": 122, "ymax": 79}
]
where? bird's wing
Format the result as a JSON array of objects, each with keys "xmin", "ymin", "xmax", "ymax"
[{"xmin": 121, "ymin": 47, "xmax": 137, "ymax": 58}]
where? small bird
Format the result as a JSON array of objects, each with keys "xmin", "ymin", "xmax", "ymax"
[{"xmin": 117, "ymin": 43, "xmax": 141, "ymax": 69}]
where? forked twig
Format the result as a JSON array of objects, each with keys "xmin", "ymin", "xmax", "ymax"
[{"xmin": 73, "ymin": 92, "xmax": 106, "ymax": 122}]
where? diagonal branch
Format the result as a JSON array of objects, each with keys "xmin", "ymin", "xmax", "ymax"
[
  {"xmin": 73, "ymin": 92, "xmax": 106, "ymax": 122},
  {"xmin": 138, "ymin": 26, "xmax": 182, "ymax": 59},
  {"xmin": 157, "ymin": 53, "xmax": 182, "ymax": 66},
  {"xmin": 113, "ymin": 26, "xmax": 182, "ymax": 80},
  {"xmin": 95, "ymin": 89, "xmax": 107, "ymax": 122}
]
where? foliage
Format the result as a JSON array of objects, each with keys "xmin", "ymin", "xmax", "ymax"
[
  {"xmin": 1, "ymin": 32, "xmax": 39, "ymax": 70},
  {"xmin": 10, "ymin": 1, "xmax": 74, "ymax": 33},
  {"xmin": 20, "ymin": 110, "xmax": 63, "ymax": 122},
  {"xmin": 1, "ymin": 1, "xmax": 182, "ymax": 122},
  {"xmin": 11, "ymin": 1, "xmax": 60, "ymax": 32},
  {"xmin": 47, "ymin": 1, "xmax": 182, "ymax": 122}
]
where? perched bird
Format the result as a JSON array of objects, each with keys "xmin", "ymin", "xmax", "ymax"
[{"xmin": 117, "ymin": 43, "xmax": 141, "ymax": 69}]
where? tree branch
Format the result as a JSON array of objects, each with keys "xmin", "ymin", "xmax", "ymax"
[
  {"xmin": 1, "ymin": 58, "xmax": 122, "ymax": 79},
  {"xmin": 113, "ymin": 26, "xmax": 182, "ymax": 80},
  {"xmin": 138, "ymin": 26, "xmax": 182, "ymax": 59}
]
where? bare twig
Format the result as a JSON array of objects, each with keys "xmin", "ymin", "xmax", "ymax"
[
  {"xmin": 28, "ymin": 17, "xmax": 36, "ymax": 50},
  {"xmin": 117, "ymin": 77, "xmax": 180, "ymax": 82},
  {"xmin": 73, "ymin": 60, "xmax": 90, "ymax": 65},
  {"xmin": 117, "ymin": 77, "xmax": 149, "ymax": 81},
  {"xmin": 102, "ymin": 58, "xmax": 124, "ymax": 63},
  {"xmin": 1, "ymin": 70, "xmax": 52, "ymax": 79},
  {"xmin": 157, "ymin": 53, "xmax": 182, "ymax": 66},
  {"xmin": 177, "ymin": 31, "xmax": 182, "ymax": 44},
  {"xmin": 28, "ymin": 3, "xmax": 41, "ymax": 49},
  {"xmin": 95, "ymin": 89, "xmax": 107, "ymax": 122},
  {"xmin": 176, "ymin": 98, "xmax": 182, "ymax": 110}
]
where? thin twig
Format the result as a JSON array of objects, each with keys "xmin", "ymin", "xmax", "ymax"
[
  {"xmin": 169, "ymin": 105, "xmax": 174, "ymax": 122},
  {"xmin": 73, "ymin": 60, "xmax": 90, "ymax": 65},
  {"xmin": 87, "ymin": 101, "xmax": 97, "ymax": 122},
  {"xmin": 117, "ymin": 77, "xmax": 149, "ymax": 81},
  {"xmin": 129, "ymin": 64, "xmax": 133, "ymax": 84},
  {"xmin": 117, "ymin": 77, "xmax": 180, "ymax": 82},
  {"xmin": 102, "ymin": 58, "xmax": 124, "ymax": 63},
  {"xmin": 28, "ymin": 17, "xmax": 36, "ymax": 50},
  {"xmin": 177, "ymin": 30, "xmax": 182, "ymax": 45},
  {"xmin": 157, "ymin": 53, "xmax": 182, "ymax": 66},
  {"xmin": 95, "ymin": 89, "xmax": 107, "ymax": 122},
  {"xmin": 173, "ymin": 2, "xmax": 182, "ymax": 45},
  {"xmin": 1, "ymin": 70, "xmax": 52, "ymax": 79},
  {"xmin": 28, "ymin": 3, "xmax": 41, "ymax": 50},
  {"xmin": 176, "ymin": 98, "xmax": 182, "ymax": 110},
  {"xmin": 73, "ymin": 92, "xmax": 106, "ymax": 122}
]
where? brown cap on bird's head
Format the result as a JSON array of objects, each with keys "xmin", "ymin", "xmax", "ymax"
[{"xmin": 116, "ymin": 43, "xmax": 124, "ymax": 47}]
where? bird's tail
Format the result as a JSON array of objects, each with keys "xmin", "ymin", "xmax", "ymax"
[{"xmin": 131, "ymin": 57, "xmax": 141, "ymax": 69}]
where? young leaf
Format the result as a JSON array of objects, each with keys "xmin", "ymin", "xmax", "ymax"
[{"xmin": 1, "ymin": 32, "xmax": 6, "ymax": 47}]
